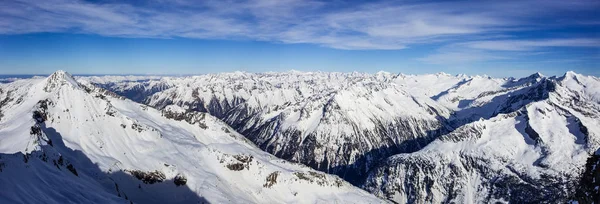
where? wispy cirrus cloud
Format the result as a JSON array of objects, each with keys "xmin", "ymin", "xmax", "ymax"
[
  {"xmin": 0, "ymin": 0, "xmax": 599, "ymax": 50},
  {"xmin": 419, "ymin": 37, "xmax": 600, "ymax": 65},
  {"xmin": 418, "ymin": 51, "xmax": 509, "ymax": 65},
  {"xmin": 461, "ymin": 39, "xmax": 600, "ymax": 51}
]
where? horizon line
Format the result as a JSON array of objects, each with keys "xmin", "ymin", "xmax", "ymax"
[{"xmin": 0, "ymin": 70, "xmax": 587, "ymax": 79}]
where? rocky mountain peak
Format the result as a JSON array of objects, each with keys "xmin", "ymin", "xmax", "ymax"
[
  {"xmin": 43, "ymin": 70, "xmax": 80, "ymax": 92},
  {"xmin": 562, "ymin": 70, "xmax": 583, "ymax": 80},
  {"xmin": 531, "ymin": 72, "xmax": 544, "ymax": 78}
]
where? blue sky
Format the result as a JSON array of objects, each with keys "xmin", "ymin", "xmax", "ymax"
[{"xmin": 0, "ymin": 0, "xmax": 598, "ymax": 77}]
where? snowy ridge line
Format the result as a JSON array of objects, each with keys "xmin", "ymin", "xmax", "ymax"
[
  {"xmin": 3, "ymin": 70, "xmax": 599, "ymax": 203},
  {"xmin": 364, "ymin": 72, "xmax": 600, "ymax": 203},
  {"xmin": 84, "ymin": 71, "xmax": 552, "ymax": 179},
  {"xmin": 0, "ymin": 70, "xmax": 386, "ymax": 204},
  {"xmin": 83, "ymin": 70, "xmax": 600, "ymax": 203}
]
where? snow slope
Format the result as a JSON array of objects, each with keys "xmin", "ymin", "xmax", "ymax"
[
  {"xmin": 81, "ymin": 70, "xmax": 600, "ymax": 203},
  {"xmin": 83, "ymin": 71, "xmax": 453, "ymax": 184},
  {"xmin": 83, "ymin": 71, "xmax": 550, "ymax": 182},
  {"xmin": 363, "ymin": 72, "xmax": 600, "ymax": 203},
  {"xmin": 0, "ymin": 71, "xmax": 385, "ymax": 204}
]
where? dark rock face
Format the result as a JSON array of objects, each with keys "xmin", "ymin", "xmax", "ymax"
[
  {"xmin": 30, "ymin": 125, "xmax": 42, "ymax": 136},
  {"xmin": 364, "ymin": 153, "xmax": 578, "ymax": 203},
  {"xmin": 174, "ymin": 174, "xmax": 187, "ymax": 186},
  {"xmin": 0, "ymin": 90, "xmax": 13, "ymax": 121},
  {"xmin": 66, "ymin": 164, "xmax": 78, "ymax": 176},
  {"xmin": 233, "ymin": 115, "xmax": 449, "ymax": 185},
  {"xmin": 125, "ymin": 170, "xmax": 166, "ymax": 184},
  {"xmin": 263, "ymin": 171, "xmax": 279, "ymax": 188},
  {"xmin": 573, "ymin": 154, "xmax": 600, "ymax": 203},
  {"xmin": 94, "ymin": 81, "xmax": 171, "ymax": 104},
  {"xmin": 162, "ymin": 109, "xmax": 209, "ymax": 129},
  {"xmin": 225, "ymin": 154, "xmax": 253, "ymax": 171},
  {"xmin": 226, "ymin": 163, "xmax": 245, "ymax": 171}
]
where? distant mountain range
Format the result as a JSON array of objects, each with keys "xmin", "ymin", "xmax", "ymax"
[{"xmin": 1, "ymin": 70, "xmax": 598, "ymax": 203}]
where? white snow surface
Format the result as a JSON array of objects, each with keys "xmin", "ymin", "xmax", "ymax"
[
  {"xmin": 17, "ymin": 70, "xmax": 600, "ymax": 203},
  {"xmin": 363, "ymin": 71, "xmax": 600, "ymax": 203},
  {"xmin": 83, "ymin": 71, "xmax": 454, "ymax": 173},
  {"xmin": 0, "ymin": 71, "xmax": 385, "ymax": 204}
]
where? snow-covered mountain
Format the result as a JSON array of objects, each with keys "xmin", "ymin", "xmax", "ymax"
[
  {"xmin": 82, "ymin": 71, "xmax": 600, "ymax": 203},
  {"xmin": 83, "ymin": 72, "xmax": 555, "ymax": 182},
  {"xmin": 363, "ymin": 72, "xmax": 600, "ymax": 203},
  {"xmin": 83, "ymin": 72, "xmax": 453, "ymax": 184},
  {"xmin": 0, "ymin": 71, "xmax": 385, "ymax": 203}
]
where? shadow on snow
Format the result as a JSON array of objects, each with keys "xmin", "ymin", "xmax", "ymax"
[{"xmin": 0, "ymin": 124, "xmax": 209, "ymax": 204}]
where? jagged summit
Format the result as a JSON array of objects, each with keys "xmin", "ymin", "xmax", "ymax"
[
  {"xmin": 530, "ymin": 72, "xmax": 544, "ymax": 78},
  {"xmin": 559, "ymin": 71, "xmax": 593, "ymax": 85},
  {"xmin": 434, "ymin": 72, "xmax": 452, "ymax": 77},
  {"xmin": 563, "ymin": 70, "xmax": 580, "ymax": 79},
  {"xmin": 513, "ymin": 72, "xmax": 546, "ymax": 83},
  {"xmin": 43, "ymin": 70, "xmax": 80, "ymax": 92},
  {"xmin": 2, "ymin": 70, "xmax": 599, "ymax": 203},
  {"xmin": 0, "ymin": 71, "xmax": 384, "ymax": 204}
]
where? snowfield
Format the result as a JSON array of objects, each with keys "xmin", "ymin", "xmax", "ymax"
[
  {"xmin": 0, "ymin": 71, "xmax": 385, "ymax": 204},
  {"xmin": 363, "ymin": 72, "xmax": 600, "ymax": 203},
  {"xmin": 1, "ymin": 70, "xmax": 599, "ymax": 203},
  {"xmin": 82, "ymin": 71, "xmax": 454, "ymax": 184}
]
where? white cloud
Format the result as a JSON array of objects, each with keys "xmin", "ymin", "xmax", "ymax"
[
  {"xmin": 418, "ymin": 51, "xmax": 508, "ymax": 64},
  {"xmin": 418, "ymin": 37, "xmax": 600, "ymax": 65},
  {"xmin": 462, "ymin": 39, "xmax": 600, "ymax": 51},
  {"xmin": 0, "ymin": 0, "xmax": 598, "ymax": 50}
]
